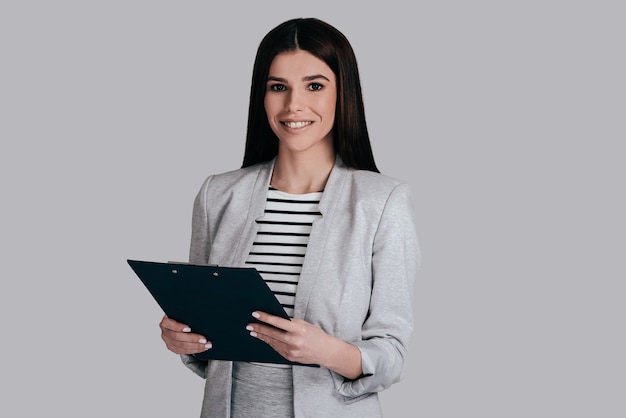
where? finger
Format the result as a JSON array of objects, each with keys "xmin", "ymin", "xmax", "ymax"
[
  {"xmin": 161, "ymin": 327, "xmax": 209, "ymax": 343},
  {"xmin": 159, "ymin": 316, "xmax": 209, "ymax": 341},
  {"xmin": 246, "ymin": 322, "xmax": 286, "ymax": 342},
  {"xmin": 247, "ymin": 323, "xmax": 304, "ymax": 363},
  {"xmin": 160, "ymin": 315, "xmax": 192, "ymax": 333},
  {"xmin": 165, "ymin": 337, "xmax": 212, "ymax": 352},
  {"xmin": 251, "ymin": 311, "xmax": 293, "ymax": 332},
  {"xmin": 247, "ymin": 324, "xmax": 289, "ymax": 352},
  {"xmin": 159, "ymin": 316, "xmax": 212, "ymax": 354},
  {"xmin": 162, "ymin": 328, "xmax": 213, "ymax": 354},
  {"xmin": 165, "ymin": 340, "xmax": 212, "ymax": 355}
]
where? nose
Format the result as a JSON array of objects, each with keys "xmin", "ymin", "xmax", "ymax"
[{"xmin": 286, "ymin": 90, "xmax": 303, "ymax": 112}]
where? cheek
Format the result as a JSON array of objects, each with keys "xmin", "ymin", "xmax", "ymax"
[
  {"xmin": 322, "ymin": 97, "xmax": 337, "ymax": 122},
  {"xmin": 264, "ymin": 96, "xmax": 282, "ymax": 121},
  {"xmin": 263, "ymin": 98, "xmax": 281, "ymax": 136}
]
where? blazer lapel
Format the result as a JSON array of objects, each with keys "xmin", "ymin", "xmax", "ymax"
[
  {"xmin": 294, "ymin": 157, "xmax": 348, "ymax": 319},
  {"xmin": 229, "ymin": 159, "xmax": 275, "ymax": 267}
]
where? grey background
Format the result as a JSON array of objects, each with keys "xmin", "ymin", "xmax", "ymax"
[{"xmin": 1, "ymin": 1, "xmax": 624, "ymax": 417}]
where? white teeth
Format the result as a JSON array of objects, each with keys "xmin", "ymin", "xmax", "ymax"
[{"xmin": 283, "ymin": 121, "xmax": 312, "ymax": 128}]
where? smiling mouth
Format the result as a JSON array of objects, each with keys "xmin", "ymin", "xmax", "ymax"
[{"xmin": 282, "ymin": 121, "xmax": 312, "ymax": 129}]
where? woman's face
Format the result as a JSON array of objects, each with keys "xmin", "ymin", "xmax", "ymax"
[{"xmin": 264, "ymin": 50, "xmax": 337, "ymax": 157}]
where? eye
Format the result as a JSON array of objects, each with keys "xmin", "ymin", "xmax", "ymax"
[
  {"xmin": 268, "ymin": 84, "xmax": 287, "ymax": 92},
  {"xmin": 308, "ymin": 82, "xmax": 324, "ymax": 91}
]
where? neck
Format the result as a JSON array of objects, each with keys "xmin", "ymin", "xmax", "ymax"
[{"xmin": 271, "ymin": 149, "xmax": 335, "ymax": 194}]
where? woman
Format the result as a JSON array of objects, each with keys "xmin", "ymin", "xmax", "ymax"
[{"xmin": 159, "ymin": 17, "xmax": 420, "ymax": 417}]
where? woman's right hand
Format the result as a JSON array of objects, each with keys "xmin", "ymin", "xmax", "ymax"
[{"xmin": 159, "ymin": 315, "xmax": 213, "ymax": 355}]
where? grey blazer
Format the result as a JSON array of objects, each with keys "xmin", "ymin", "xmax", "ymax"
[{"xmin": 181, "ymin": 157, "xmax": 420, "ymax": 417}]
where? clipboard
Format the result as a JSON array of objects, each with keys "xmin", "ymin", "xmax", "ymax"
[{"xmin": 127, "ymin": 259, "xmax": 316, "ymax": 366}]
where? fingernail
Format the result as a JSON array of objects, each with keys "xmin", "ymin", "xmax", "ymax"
[
  {"xmin": 182, "ymin": 327, "xmax": 191, "ymax": 332},
  {"xmin": 199, "ymin": 338, "xmax": 207, "ymax": 344},
  {"xmin": 250, "ymin": 331, "xmax": 257, "ymax": 337},
  {"xmin": 251, "ymin": 312, "xmax": 260, "ymax": 319},
  {"xmin": 204, "ymin": 342, "xmax": 212, "ymax": 349},
  {"xmin": 246, "ymin": 325, "xmax": 253, "ymax": 331}
]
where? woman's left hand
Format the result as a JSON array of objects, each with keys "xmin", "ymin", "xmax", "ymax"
[
  {"xmin": 247, "ymin": 311, "xmax": 363, "ymax": 379},
  {"xmin": 247, "ymin": 311, "xmax": 330, "ymax": 366}
]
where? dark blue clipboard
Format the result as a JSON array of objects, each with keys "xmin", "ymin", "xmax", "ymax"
[{"xmin": 127, "ymin": 259, "xmax": 317, "ymax": 366}]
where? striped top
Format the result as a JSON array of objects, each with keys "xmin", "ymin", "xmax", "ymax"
[{"xmin": 245, "ymin": 187, "xmax": 323, "ymax": 318}]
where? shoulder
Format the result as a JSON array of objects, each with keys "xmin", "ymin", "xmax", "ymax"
[
  {"xmin": 197, "ymin": 160, "xmax": 272, "ymax": 196},
  {"xmin": 342, "ymin": 166, "xmax": 413, "ymax": 204},
  {"xmin": 350, "ymin": 169, "xmax": 406, "ymax": 191},
  {"xmin": 325, "ymin": 163, "xmax": 415, "ymax": 226},
  {"xmin": 332, "ymin": 157, "xmax": 407, "ymax": 192}
]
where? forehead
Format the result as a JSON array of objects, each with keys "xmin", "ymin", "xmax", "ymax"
[{"xmin": 268, "ymin": 50, "xmax": 335, "ymax": 80}]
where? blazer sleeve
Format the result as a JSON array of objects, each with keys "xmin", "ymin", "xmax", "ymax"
[
  {"xmin": 336, "ymin": 182, "xmax": 421, "ymax": 397},
  {"xmin": 180, "ymin": 175, "xmax": 214, "ymax": 378},
  {"xmin": 189, "ymin": 175, "xmax": 213, "ymax": 265}
]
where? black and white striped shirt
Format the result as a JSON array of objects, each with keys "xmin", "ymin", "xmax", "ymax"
[{"xmin": 245, "ymin": 187, "xmax": 323, "ymax": 318}]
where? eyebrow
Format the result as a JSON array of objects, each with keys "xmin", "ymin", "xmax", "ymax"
[{"xmin": 267, "ymin": 74, "xmax": 331, "ymax": 83}]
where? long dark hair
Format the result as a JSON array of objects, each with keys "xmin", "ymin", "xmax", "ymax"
[{"xmin": 241, "ymin": 18, "xmax": 379, "ymax": 172}]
